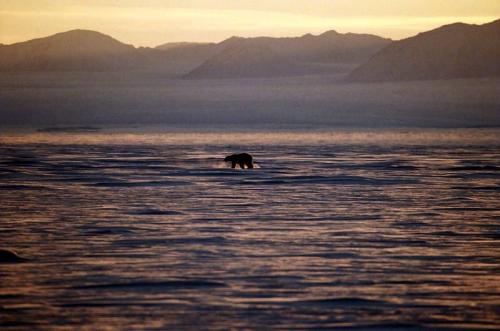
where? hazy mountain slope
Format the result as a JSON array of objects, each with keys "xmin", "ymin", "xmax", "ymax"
[
  {"xmin": 186, "ymin": 41, "xmax": 321, "ymax": 79},
  {"xmin": 186, "ymin": 31, "xmax": 390, "ymax": 78},
  {"xmin": 348, "ymin": 19, "xmax": 500, "ymax": 82},
  {"xmin": 0, "ymin": 30, "xmax": 146, "ymax": 71},
  {"xmin": 155, "ymin": 43, "xmax": 223, "ymax": 76}
]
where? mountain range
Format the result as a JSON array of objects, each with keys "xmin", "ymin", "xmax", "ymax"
[
  {"xmin": 0, "ymin": 28, "xmax": 389, "ymax": 78},
  {"xmin": 185, "ymin": 31, "xmax": 390, "ymax": 78},
  {"xmin": 0, "ymin": 19, "xmax": 499, "ymax": 81}
]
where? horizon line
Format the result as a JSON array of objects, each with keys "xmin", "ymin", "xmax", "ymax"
[{"xmin": 1, "ymin": 16, "xmax": 498, "ymax": 48}]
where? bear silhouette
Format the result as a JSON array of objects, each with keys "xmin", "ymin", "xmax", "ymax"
[{"xmin": 224, "ymin": 153, "xmax": 254, "ymax": 169}]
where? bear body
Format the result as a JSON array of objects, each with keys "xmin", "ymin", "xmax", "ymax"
[{"xmin": 224, "ymin": 153, "xmax": 254, "ymax": 169}]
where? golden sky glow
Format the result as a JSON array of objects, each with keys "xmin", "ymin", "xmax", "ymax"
[{"xmin": 1, "ymin": 0, "xmax": 499, "ymax": 46}]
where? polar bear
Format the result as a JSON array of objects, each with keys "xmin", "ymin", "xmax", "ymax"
[{"xmin": 224, "ymin": 153, "xmax": 254, "ymax": 169}]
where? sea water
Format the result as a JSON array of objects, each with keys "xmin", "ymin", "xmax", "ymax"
[{"xmin": 0, "ymin": 129, "xmax": 499, "ymax": 330}]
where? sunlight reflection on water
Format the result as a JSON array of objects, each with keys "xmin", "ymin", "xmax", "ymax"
[
  {"xmin": 0, "ymin": 129, "xmax": 499, "ymax": 330},
  {"xmin": 1, "ymin": 128, "xmax": 499, "ymax": 146}
]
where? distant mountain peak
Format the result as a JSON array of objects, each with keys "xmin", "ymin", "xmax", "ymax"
[
  {"xmin": 7, "ymin": 29, "xmax": 135, "ymax": 50},
  {"xmin": 319, "ymin": 30, "xmax": 340, "ymax": 37},
  {"xmin": 54, "ymin": 29, "xmax": 109, "ymax": 36},
  {"xmin": 0, "ymin": 29, "xmax": 141, "ymax": 72},
  {"xmin": 37, "ymin": 29, "xmax": 129, "ymax": 44},
  {"xmin": 347, "ymin": 18, "xmax": 500, "ymax": 82}
]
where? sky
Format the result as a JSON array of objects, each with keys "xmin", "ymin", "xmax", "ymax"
[{"xmin": 1, "ymin": 0, "xmax": 499, "ymax": 46}]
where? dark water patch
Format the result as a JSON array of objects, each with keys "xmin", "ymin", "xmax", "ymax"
[
  {"xmin": 405, "ymin": 291, "xmax": 500, "ymax": 299},
  {"xmin": 449, "ymin": 173, "xmax": 500, "ymax": 180},
  {"xmin": 436, "ymin": 207, "xmax": 499, "ymax": 212},
  {"xmin": 429, "ymin": 231, "xmax": 472, "ymax": 237},
  {"xmin": 292, "ymin": 297, "xmax": 392, "ymax": 308},
  {"xmin": 191, "ymin": 217, "xmax": 231, "ymax": 223},
  {"xmin": 74, "ymin": 280, "xmax": 226, "ymax": 291},
  {"xmin": 2, "ymin": 158, "xmax": 41, "ymax": 167},
  {"xmin": 303, "ymin": 280, "xmax": 377, "ymax": 288},
  {"xmin": 346, "ymin": 160, "xmax": 420, "ymax": 171},
  {"xmin": 247, "ymin": 252, "xmax": 361, "ymax": 260},
  {"xmin": 91, "ymin": 180, "xmax": 189, "ymax": 187},
  {"xmin": 175, "ymin": 170, "xmax": 256, "ymax": 177},
  {"xmin": 305, "ymin": 252, "xmax": 360, "ymax": 259},
  {"xmin": 195, "ymin": 227, "xmax": 229, "ymax": 233},
  {"xmin": 0, "ymin": 320, "xmax": 41, "ymax": 328},
  {"xmin": 234, "ymin": 291, "xmax": 303, "ymax": 299},
  {"xmin": 115, "ymin": 236, "xmax": 228, "ymax": 247},
  {"xmin": 0, "ymin": 184, "xmax": 49, "ymax": 190},
  {"xmin": 131, "ymin": 209, "xmax": 184, "ymax": 216},
  {"xmin": 37, "ymin": 126, "xmax": 101, "ymax": 133},
  {"xmin": 392, "ymin": 221, "xmax": 432, "ymax": 229},
  {"xmin": 193, "ymin": 195, "xmax": 247, "ymax": 200},
  {"xmin": 81, "ymin": 253, "xmax": 156, "ymax": 259},
  {"xmin": 0, "ymin": 168, "xmax": 21, "ymax": 174},
  {"xmin": 388, "ymin": 255, "xmax": 469, "ymax": 261},
  {"xmin": 364, "ymin": 239, "xmax": 428, "ymax": 246},
  {"xmin": 57, "ymin": 302, "xmax": 162, "ymax": 308},
  {"xmin": 485, "ymin": 233, "xmax": 500, "ymax": 240},
  {"xmin": 329, "ymin": 215, "xmax": 382, "ymax": 221},
  {"xmin": 239, "ymin": 175, "xmax": 419, "ymax": 186},
  {"xmin": 333, "ymin": 323, "xmax": 429, "ymax": 330},
  {"xmin": 53, "ymin": 176, "xmax": 117, "ymax": 183},
  {"xmin": 233, "ymin": 275, "xmax": 305, "ymax": 282},
  {"xmin": 0, "ymin": 249, "xmax": 28, "ymax": 263},
  {"xmin": 43, "ymin": 164, "xmax": 99, "ymax": 173},
  {"xmin": 452, "ymin": 186, "xmax": 500, "ymax": 191},
  {"xmin": 442, "ymin": 165, "xmax": 499, "ymax": 171},
  {"xmin": 377, "ymin": 279, "xmax": 452, "ymax": 286},
  {"xmin": 217, "ymin": 202, "xmax": 263, "ymax": 208},
  {"xmin": 91, "ymin": 158, "xmax": 166, "ymax": 164},
  {"xmin": 80, "ymin": 227, "xmax": 135, "ymax": 236},
  {"xmin": 408, "ymin": 212, "xmax": 441, "ymax": 217},
  {"xmin": 0, "ymin": 294, "xmax": 23, "ymax": 300}
]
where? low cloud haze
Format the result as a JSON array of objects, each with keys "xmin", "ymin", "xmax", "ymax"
[{"xmin": 1, "ymin": 73, "xmax": 498, "ymax": 128}]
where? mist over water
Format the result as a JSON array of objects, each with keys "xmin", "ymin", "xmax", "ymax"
[
  {"xmin": 1, "ymin": 73, "xmax": 499, "ymax": 128},
  {"xmin": 1, "ymin": 129, "xmax": 499, "ymax": 329}
]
